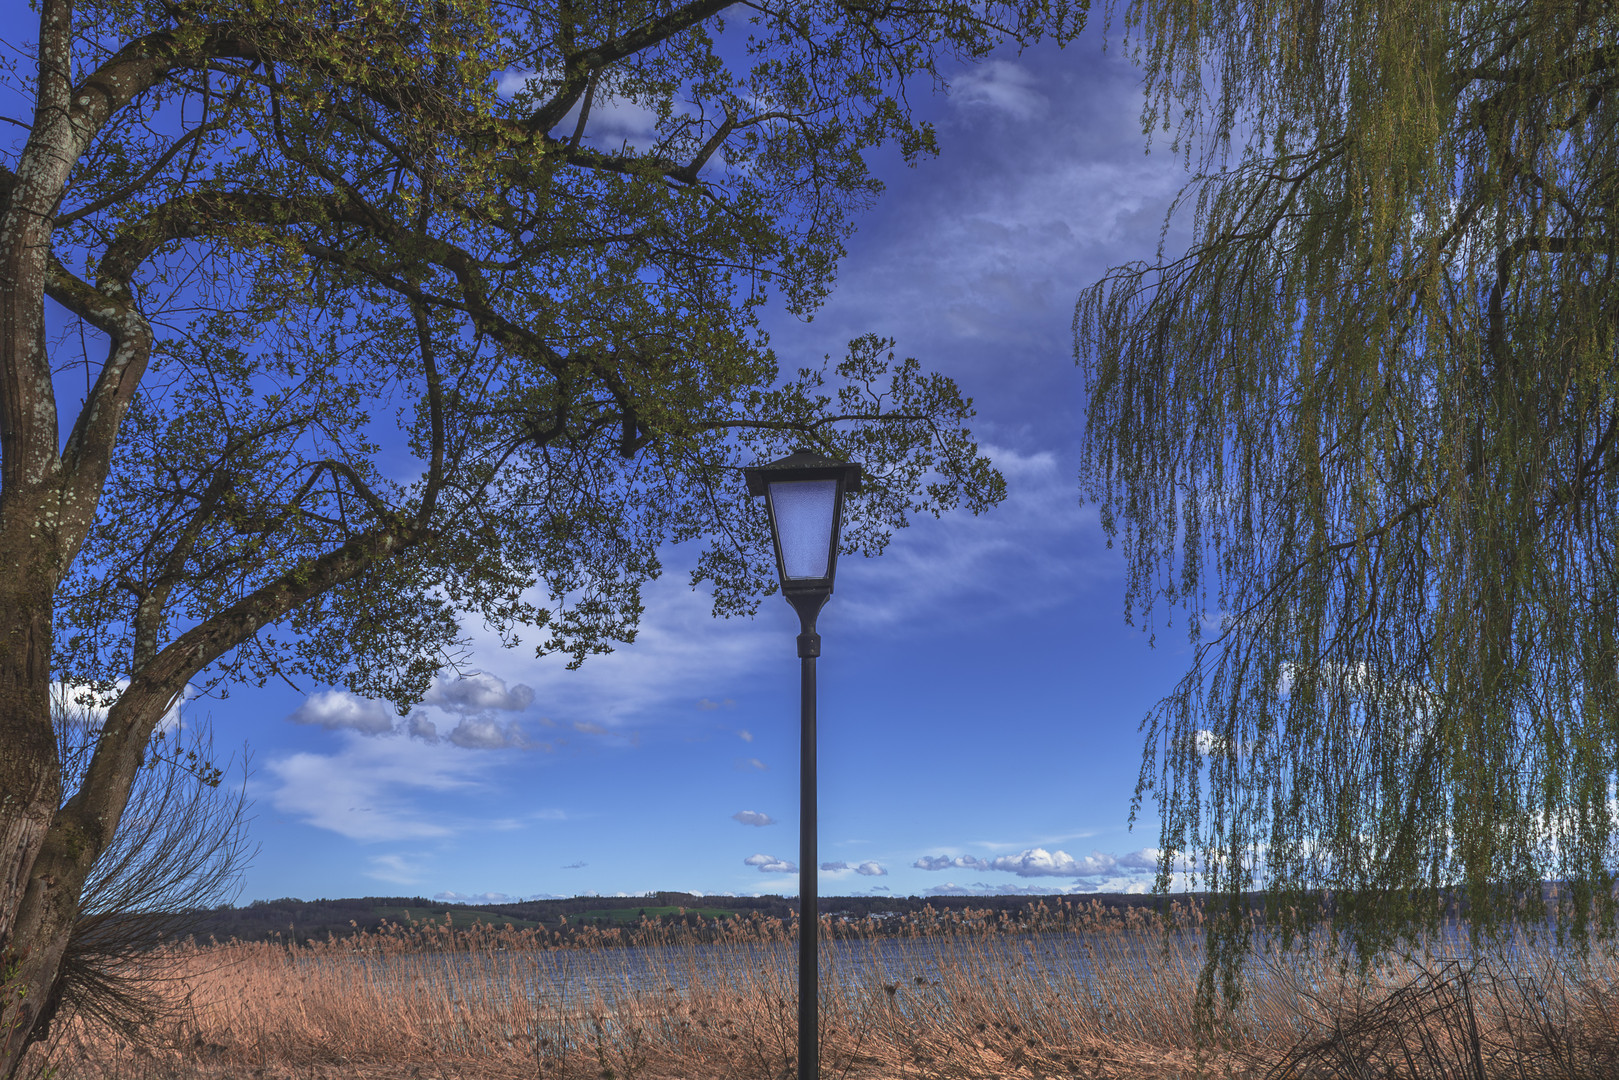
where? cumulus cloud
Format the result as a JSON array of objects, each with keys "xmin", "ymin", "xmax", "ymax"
[
  {"xmin": 924, "ymin": 881, "xmax": 987, "ymax": 897},
  {"xmin": 987, "ymin": 848, "xmax": 1118, "ymax": 878},
  {"xmin": 823, "ymin": 860, "xmax": 888, "ymax": 876},
  {"xmin": 733, "ymin": 810, "xmax": 776, "ymax": 827},
  {"xmin": 424, "ymin": 673, "xmax": 535, "ymax": 713},
  {"xmin": 447, "ymin": 718, "xmax": 530, "ymax": 750},
  {"xmin": 288, "ymin": 676, "xmax": 540, "ymax": 749},
  {"xmin": 1117, "ymin": 849, "xmax": 1160, "ymax": 871},
  {"xmin": 914, "ymin": 854, "xmax": 990, "ymax": 871},
  {"xmin": 745, "ymin": 853, "xmax": 797, "ymax": 874},
  {"xmin": 738, "ymin": 729, "xmax": 753, "ymax": 742},
  {"xmin": 289, "ymin": 690, "xmax": 397, "ymax": 735},
  {"xmin": 916, "ymin": 848, "xmax": 1153, "ymax": 879},
  {"xmin": 55, "ymin": 679, "xmax": 191, "ymax": 734},
  {"xmin": 404, "ymin": 714, "xmax": 439, "ymax": 742}
]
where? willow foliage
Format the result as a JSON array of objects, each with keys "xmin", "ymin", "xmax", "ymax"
[{"xmin": 1075, "ymin": 0, "xmax": 1619, "ymax": 1001}]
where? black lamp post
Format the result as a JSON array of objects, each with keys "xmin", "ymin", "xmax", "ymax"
[{"xmin": 744, "ymin": 448, "xmax": 863, "ymax": 1080}]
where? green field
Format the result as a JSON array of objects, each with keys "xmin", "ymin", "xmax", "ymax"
[
  {"xmin": 370, "ymin": 904, "xmax": 734, "ymax": 929},
  {"xmin": 373, "ymin": 906, "xmax": 544, "ymax": 929},
  {"xmin": 563, "ymin": 905, "xmax": 736, "ymax": 924}
]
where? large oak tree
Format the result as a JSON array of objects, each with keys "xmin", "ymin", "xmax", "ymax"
[
  {"xmin": 1077, "ymin": 0, "xmax": 1619, "ymax": 1004},
  {"xmin": 0, "ymin": 0, "xmax": 1082, "ymax": 1068}
]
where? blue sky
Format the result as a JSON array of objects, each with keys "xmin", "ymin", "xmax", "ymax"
[
  {"xmin": 12, "ymin": 17, "xmax": 1213, "ymax": 902},
  {"xmin": 240, "ymin": 40, "xmax": 1201, "ymax": 904}
]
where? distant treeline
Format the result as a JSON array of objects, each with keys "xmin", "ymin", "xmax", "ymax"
[{"xmin": 183, "ymin": 891, "xmax": 1185, "ymax": 944}]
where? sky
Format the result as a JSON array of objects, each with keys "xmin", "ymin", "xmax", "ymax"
[{"xmin": 10, "ymin": 16, "xmax": 1215, "ymax": 903}]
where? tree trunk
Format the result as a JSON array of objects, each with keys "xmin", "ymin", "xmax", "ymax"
[
  {"xmin": 1, "ymin": 4, "xmax": 97, "ymax": 1068},
  {"xmin": 0, "ymin": 642, "xmax": 172, "ymax": 1076},
  {"xmin": 0, "ymin": 548, "xmax": 66, "ymax": 1074}
]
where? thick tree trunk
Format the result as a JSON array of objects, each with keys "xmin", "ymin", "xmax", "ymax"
[
  {"xmin": 0, "ymin": 3, "xmax": 99, "ymax": 1069},
  {"xmin": 0, "ymin": 570, "xmax": 60, "ymax": 1073}
]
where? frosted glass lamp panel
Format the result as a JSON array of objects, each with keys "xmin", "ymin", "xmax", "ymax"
[{"xmin": 768, "ymin": 479, "xmax": 839, "ymax": 580}]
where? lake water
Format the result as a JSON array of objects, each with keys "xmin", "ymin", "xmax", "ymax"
[
  {"xmin": 322, "ymin": 921, "xmax": 1576, "ymax": 1016},
  {"xmin": 321, "ymin": 932, "xmax": 1199, "ymax": 1013}
]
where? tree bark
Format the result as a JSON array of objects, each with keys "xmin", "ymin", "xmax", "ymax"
[{"xmin": 0, "ymin": 0, "xmax": 77, "ymax": 1061}]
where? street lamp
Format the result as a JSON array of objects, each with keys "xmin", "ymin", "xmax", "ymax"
[{"xmin": 744, "ymin": 448, "xmax": 863, "ymax": 1080}]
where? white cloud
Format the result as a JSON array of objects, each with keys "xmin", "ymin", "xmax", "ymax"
[
  {"xmin": 448, "ymin": 717, "xmax": 532, "ymax": 750},
  {"xmin": 915, "ymin": 847, "xmax": 1152, "ymax": 879},
  {"xmin": 435, "ymin": 891, "xmax": 514, "ymax": 904},
  {"xmin": 738, "ymin": 757, "xmax": 768, "ymax": 771},
  {"xmin": 1117, "ymin": 849, "xmax": 1160, "ymax": 870},
  {"xmin": 914, "ymin": 854, "xmax": 988, "ymax": 871},
  {"xmin": 366, "ymin": 853, "xmax": 427, "ymax": 885},
  {"xmin": 835, "ymin": 445, "xmax": 1107, "ymax": 628},
  {"xmin": 952, "ymin": 60, "xmax": 1047, "ymax": 121},
  {"xmin": 404, "ymin": 714, "xmax": 439, "ymax": 741},
  {"xmin": 745, "ymin": 853, "xmax": 797, "ymax": 874},
  {"xmin": 495, "ymin": 69, "xmax": 660, "ymax": 144},
  {"xmin": 987, "ymin": 847, "xmax": 1118, "ymax": 877},
  {"xmin": 451, "ymin": 572, "xmax": 776, "ymax": 733},
  {"xmin": 54, "ymin": 678, "xmax": 189, "ymax": 734},
  {"xmin": 264, "ymin": 735, "xmax": 490, "ymax": 841},
  {"xmin": 733, "ymin": 810, "xmax": 776, "ymax": 827},
  {"xmin": 424, "ymin": 673, "xmax": 535, "ymax": 713},
  {"xmin": 924, "ymin": 881, "xmax": 993, "ymax": 896},
  {"xmin": 288, "ymin": 690, "xmax": 396, "ymax": 735},
  {"xmin": 428, "ymin": 458, "xmax": 1095, "ymax": 742},
  {"xmin": 288, "ymin": 677, "xmax": 539, "ymax": 749},
  {"xmin": 826, "ymin": 860, "xmax": 887, "ymax": 876},
  {"xmin": 921, "ymin": 880, "xmax": 1147, "ymax": 897}
]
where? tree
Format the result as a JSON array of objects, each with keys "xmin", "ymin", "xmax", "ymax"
[
  {"xmin": 1075, "ymin": 0, "xmax": 1619, "ymax": 1004},
  {"xmin": 0, "ymin": 0, "xmax": 1083, "ymax": 1070}
]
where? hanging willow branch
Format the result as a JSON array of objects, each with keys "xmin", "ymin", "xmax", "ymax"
[{"xmin": 1076, "ymin": 0, "xmax": 1619, "ymax": 1008}]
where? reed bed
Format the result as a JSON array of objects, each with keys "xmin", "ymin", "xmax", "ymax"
[{"xmin": 28, "ymin": 900, "xmax": 1619, "ymax": 1080}]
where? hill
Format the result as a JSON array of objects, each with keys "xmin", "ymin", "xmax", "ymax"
[{"xmin": 187, "ymin": 890, "xmax": 1174, "ymax": 944}]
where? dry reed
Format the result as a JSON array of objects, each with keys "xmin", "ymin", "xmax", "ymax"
[{"xmin": 26, "ymin": 900, "xmax": 1619, "ymax": 1080}]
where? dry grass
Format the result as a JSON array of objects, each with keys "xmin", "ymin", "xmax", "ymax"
[{"xmin": 25, "ymin": 900, "xmax": 1619, "ymax": 1080}]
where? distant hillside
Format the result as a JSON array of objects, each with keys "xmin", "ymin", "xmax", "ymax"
[{"xmin": 186, "ymin": 890, "xmax": 1176, "ymax": 944}]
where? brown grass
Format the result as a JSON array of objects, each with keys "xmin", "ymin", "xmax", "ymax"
[{"xmin": 26, "ymin": 900, "xmax": 1619, "ymax": 1080}]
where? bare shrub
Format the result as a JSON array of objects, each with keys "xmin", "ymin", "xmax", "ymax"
[{"xmin": 25, "ymin": 692, "xmax": 253, "ymax": 1057}]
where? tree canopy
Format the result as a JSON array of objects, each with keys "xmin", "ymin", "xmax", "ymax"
[
  {"xmin": 0, "ymin": 0, "xmax": 1081, "ymax": 1067},
  {"xmin": 1077, "ymin": 0, "xmax": 1619, "ymax": 1001}
]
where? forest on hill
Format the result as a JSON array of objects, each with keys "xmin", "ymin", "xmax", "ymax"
[{"xmin": 186, "ymin": 891, "xmax": 1174, "ymax": 944}]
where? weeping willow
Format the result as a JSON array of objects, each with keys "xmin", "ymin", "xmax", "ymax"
[{"xmin": 1075, "ymin": 0, "xmax": 1619, "ymax": 1002}]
